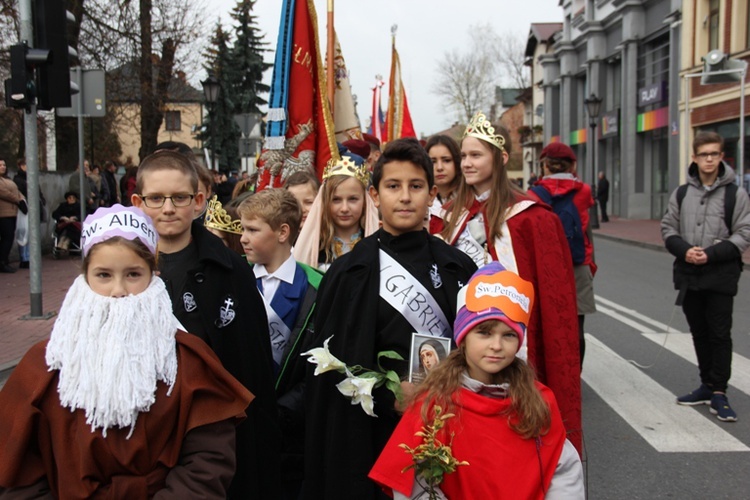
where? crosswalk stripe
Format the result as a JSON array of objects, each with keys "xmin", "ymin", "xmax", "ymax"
[
  {"xmin": 641, "ymin": 333, "xmax": 750, "ymax": 398},
  {"xmin": 582, "ymin": 334, "xmax": 749, "ymax": 453},
  {"xmin": 595, "ymin": 295, "xmax": 750, "ymax": 398},
  {"xmin": 595, "ymin": 295, "xmax": 684, "ymax": 333}
]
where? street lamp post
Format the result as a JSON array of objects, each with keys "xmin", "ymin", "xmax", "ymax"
[
  {"xmin": 201, "ymin": 74, "xmax": 220, "ymax": 169},
  {"xmin": 584, "ymin": 93, "xmax": 602, "ymax": 230}
]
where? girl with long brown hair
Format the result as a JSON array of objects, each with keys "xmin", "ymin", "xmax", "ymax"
[
  {"xmin": 369, "ymin": 263, "xmax": 583, "ymax": 499},
  {"xmin": 431, "ymin": 111, "xmax": 583, "ymax": 453}
]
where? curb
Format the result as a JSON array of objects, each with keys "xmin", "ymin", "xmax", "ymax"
[
  {"xmin": 593, "ymin": 232, "xmax": 668, "ymax": 254},
  {"xmin": 593, "ymin": 232, "xmax": 750, "ymax": 271}
]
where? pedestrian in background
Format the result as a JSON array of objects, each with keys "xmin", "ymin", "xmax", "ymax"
[
  {"xmin": 13, "ymin": 158, "xmax": 46, "ymax": 268},
  {"xmin": 661, "ymin": 131, "xmax": 750, "ymax": 422},
  {"xmin": 528, "ymin": 143, "xmax": 596, "ymax": 368},
  {"xmin": 101, "ymin": 160, "xmax": 120, "ymax": 206},
  {"xmin": 0, "ymin": 158, "xmax": 24, "ymax": 273},
  {"xmin": 597, "ymin": 171, "xmax": 610, "ymax": 222},
  {"xmin": 425, "ymin": 134, "xmax": 461, "ymax": 223}
]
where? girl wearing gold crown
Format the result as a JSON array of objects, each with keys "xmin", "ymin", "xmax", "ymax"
[
  {"xmin": 431, "ymin": 111, "xmax": 583, "ymax": 454},
  {"xmin": 293, "ymin": 153, "xmax": 379, "ymax": 271},
  {"xmin": 0, "ymin": 205, "xmax": 252, "ymax": 497},
  {"xmin": 204, "ymin": 195, "xmax": 245, "ymax": 255}
]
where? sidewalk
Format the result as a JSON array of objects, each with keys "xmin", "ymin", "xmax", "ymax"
[
  {"xmin": 1, "ymin": 255, "xmax": 81, "ymax": 370},
  {"xmin": 592, "ymin": 216, "xmax": 750, "ymax": 267},
  {"xmin": 2, "ymin": 219, "xmax": 749, "ymax": 371}
]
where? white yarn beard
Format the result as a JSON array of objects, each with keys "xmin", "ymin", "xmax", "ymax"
[{"xmin": 46, "ymin": 275, "xmax": 178, "ymax": 438}]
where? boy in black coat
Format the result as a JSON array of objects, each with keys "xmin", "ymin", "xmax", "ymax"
[
  {"xmin": 132, "ymin": 150, "xmax": 279, "ymax": 499},
  {"xmin": 304, "ymin": 139, "xmax": 477, "ymax": 500}
]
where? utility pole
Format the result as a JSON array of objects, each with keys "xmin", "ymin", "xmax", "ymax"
[{"xmin": 18, "ymin": 0, "xmax": 46, "ymax": 318}]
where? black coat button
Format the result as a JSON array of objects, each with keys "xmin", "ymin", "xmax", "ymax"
[{"xmin": 194, "ymin": 272, "xmax": 205, "ymax": 283}]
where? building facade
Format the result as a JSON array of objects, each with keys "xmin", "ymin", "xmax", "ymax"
[
  {"xmin": 540, "ymin": 0, "xmax": 683, "ymax": 219},
  {"xmin": 523, "ymin": 23, "xmax": 562, "ymax": 185},
  {"xmin": 679, "ymin": 1, "xmax": 750, "ymax": 191}
]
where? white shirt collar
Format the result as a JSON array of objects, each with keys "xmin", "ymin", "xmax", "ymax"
[
  {"xmin": 253, "ymin": 253, "xmax": 297, "ymax": 285},
  {"xmin": 475, "ymin": 190, "xmax": 491, "ymax": 202}
]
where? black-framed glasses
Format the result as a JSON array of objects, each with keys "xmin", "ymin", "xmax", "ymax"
[
  {"xmin": 695, "ymin": 152, "xmax": 722, "ymax": 160},
  {"xmin": 139, "ymin": 193, "xmax": 195, "ymax": 208}
]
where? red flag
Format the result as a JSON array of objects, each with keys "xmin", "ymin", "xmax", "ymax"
[
  {"xmin": 385, "ymin": 38, "xmax": 416, "ymax": 142},
  {"xmin": 257, "ymin": 0, "xmax": 338, "ymax": 189}
]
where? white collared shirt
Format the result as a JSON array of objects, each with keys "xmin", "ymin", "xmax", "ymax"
[{"xmin": 253, "ymin": 253, "xmax": 297, "ymax": 303}]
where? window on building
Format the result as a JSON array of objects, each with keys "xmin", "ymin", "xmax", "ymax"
[
  {"xmin": 636, "ymin": 34, "xmax": 669, "ymax": 109},
  {"xmin": 165, "ymin": 111, "xmax": 181, "ymax": 131},
  {"xmin": 708, "ymin": 0, "xmax": 720, "ymax": 51}
]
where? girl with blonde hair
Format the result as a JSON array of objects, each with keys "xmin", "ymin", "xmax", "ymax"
[{"xmin": 293, "ymin": 153, "xmax": 379, "ymax": 271}]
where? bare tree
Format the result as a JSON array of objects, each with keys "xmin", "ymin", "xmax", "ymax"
[
  {"xmin": 432, "ymin": 40, "xmax": 495, "ymax": 124},
  {"xmin": 488, "ymin": 30, "xmax": 530, "ymax": 89},
  {"xmin": 432, "ymin": 24, "xmax": 529, "ymax": 124},
  {"xmin": 80, "ymin": 0, "xmax": 205, "ymax": 161}
]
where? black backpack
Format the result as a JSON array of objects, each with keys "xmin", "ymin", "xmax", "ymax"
[
  {"xmin": 531, "ymin": 186, "xmax": 586, "ymax": 265},
  {"xmin": 675, "ymin": 182, "xmax": 738, "ymax": 234}
]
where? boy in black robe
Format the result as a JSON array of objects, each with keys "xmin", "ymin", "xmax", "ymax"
[{"xmin": 304, "ymin": 139, "xmax": 477, "ymax": 499}]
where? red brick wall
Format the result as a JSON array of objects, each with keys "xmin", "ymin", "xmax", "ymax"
[{"xmin": 691, "ymin": 96, "xmax": 745, "ymax": 126}]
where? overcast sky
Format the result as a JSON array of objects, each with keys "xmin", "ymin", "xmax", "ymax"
[{"xmin": 205, "ymin": 0, "xmax": 563, "ymax": 136}]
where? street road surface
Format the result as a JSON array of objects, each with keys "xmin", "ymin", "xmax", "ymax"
[
  {"xmin": 1, "ymin": 238, "xmax": 748, "ymax": 497},
  {"xmin": 583, "ymin": 237, "xmax": 750, "ymax": 498}
]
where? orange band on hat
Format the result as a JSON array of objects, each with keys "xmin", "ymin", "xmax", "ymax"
[{"xmin": 465, "ymin": 270, "xmax": 534, "ymax": 326}]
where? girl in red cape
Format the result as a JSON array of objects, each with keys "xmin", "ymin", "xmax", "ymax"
[
  {"xmin": 369, "ymin": 263, "xmax": 584, "ymax": 499},
  {"xmin": 431, "ymin": 112, "xmax": 582, "ymax": 452},
  {"xmin": 0, "ymin": 205, "xmax": 253, "ymax": 498}
]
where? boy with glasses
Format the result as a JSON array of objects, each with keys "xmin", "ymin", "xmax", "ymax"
[
  {"xmin": 661, "ymin": 132, "xmax": 750, "ymax": 422},
  {"xmin": 132, "ymin": 151, "xmax": 280, "ymax": 498}
]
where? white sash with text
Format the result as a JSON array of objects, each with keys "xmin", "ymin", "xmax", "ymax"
[
  {"xmin": 378, "ymin": 249, "xmax": 451, "ymax": 337},
  {"xmin": 260, "ymin": 294, "xmax": 292, "ymax": 366}
]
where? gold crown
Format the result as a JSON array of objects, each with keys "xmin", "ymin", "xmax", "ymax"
[
  {"xmin": 204, "ymin": 195, "xmax": 243, "ymax": 235},
  {"xmin": 322, "ymin": 155, "xmax": 370, "ymax": 185},
  {"xmin": 463, "ymin": 111, "xmax": 505, "ymax": 151}
]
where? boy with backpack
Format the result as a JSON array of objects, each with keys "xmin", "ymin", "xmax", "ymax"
[
  {"xmin": 528, "ymin": 142, "xmax": 596, "ymax": 368},
  {"xmin": 661, "ymin": 131, "xmax": 750, "ymax": 422}
]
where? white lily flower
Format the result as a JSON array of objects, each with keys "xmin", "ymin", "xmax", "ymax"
[
  {"xmin": 301, "ymin": 336, "xmax": 347, "ymax": 375},
  {"xmin": 336, "ymin": 374, "xmax": 378, "ymax": 417}
]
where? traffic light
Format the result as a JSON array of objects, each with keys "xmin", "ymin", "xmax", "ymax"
[
  {"xmin": 34, "ymin": 0, "xmax": 77, "ymax": 110},
  {"xmin": 4, "ymin": 43, "xmax": 50, "ymax": 109}
]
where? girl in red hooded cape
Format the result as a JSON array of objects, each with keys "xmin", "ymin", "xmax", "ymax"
[{"xmin": 369, "ymin": 263, "xmax": 584, "ymax": 499}]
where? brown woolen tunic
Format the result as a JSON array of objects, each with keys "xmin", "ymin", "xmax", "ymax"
[{"xmin": 0, "ymin": 332, "xmax": 253, "ymax": 498}]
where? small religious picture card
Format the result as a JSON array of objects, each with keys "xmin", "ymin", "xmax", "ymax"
[{"xmin": 408, "ymin": 333, "xmax": 452, "ymax": 384}]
